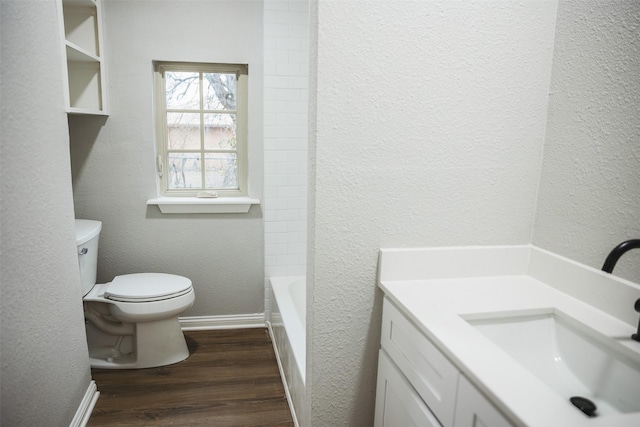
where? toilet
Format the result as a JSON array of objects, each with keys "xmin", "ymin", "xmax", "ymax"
[{"xmin": 75, "ymin": 219, "xmax": 195, "ymax": 369}]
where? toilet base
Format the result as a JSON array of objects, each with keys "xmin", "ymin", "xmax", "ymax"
[{"xmin": 88, "ymin": 316, "xmax": 190, "ymax": 369}]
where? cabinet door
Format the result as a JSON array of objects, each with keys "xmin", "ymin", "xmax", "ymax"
[
  {"xmin": 375, "ymin": 350, "xmax": 442, "ymax": 427},
  {"xmin": 381, "ymin": 298, "xmax": 459, "ymax": 426},
  {"xmin": 454, "ymin": 375, "xmax": 513, "ymax": 427}
]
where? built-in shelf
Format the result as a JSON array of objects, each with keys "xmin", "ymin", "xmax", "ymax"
[
  {"xmin": 66, "ymin": 42, "xmax": 101, "ymax": 62},
  {"xmin": 58, "ymin": 0, "xmax": 108, "ymax": 115}
]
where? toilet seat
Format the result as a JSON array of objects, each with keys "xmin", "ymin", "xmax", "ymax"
[{"xmin": 104, "ymin": 273, "xmax": 192, "ymax": 303}]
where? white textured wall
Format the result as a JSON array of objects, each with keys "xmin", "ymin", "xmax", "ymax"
[
  {"xmin": 534, "ymin": 0, "xmax": 640, "ymax": 283},
  {"xmin": 0, "ymin": 1, "xmax": 92, "ymax": 425},
  {"xmin": 307, "ymin": 1, "xmax": 558, "ymax": 425},
  {"xmin": 264, "ymin": 0, "xmax": 309, "ymax": 281},
  {"xmin": 70, "ymin": 0, "xmax": 265, "ymax": 317}
]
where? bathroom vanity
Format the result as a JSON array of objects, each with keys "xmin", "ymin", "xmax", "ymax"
[{"xmin": 375, "ymin": 246, "xmax": 640, "ymax": 427}]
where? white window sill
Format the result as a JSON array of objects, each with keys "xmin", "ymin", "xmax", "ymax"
[{"xmin": 147, "ymin": 197, "xmax": 260, "ymax": 214}]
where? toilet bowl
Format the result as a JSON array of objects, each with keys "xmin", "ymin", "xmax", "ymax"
[{"xmin": 76, "ymin": 219, "xmax": 195, "ymax": 369}]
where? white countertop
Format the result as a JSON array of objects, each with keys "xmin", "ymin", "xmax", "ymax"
[{"xmin": 378, "ymin": 246, "xmax": 640, "ymax": 427}]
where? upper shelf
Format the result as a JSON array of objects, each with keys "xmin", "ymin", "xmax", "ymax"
[
  {"xmin": 58, "ymin": 0, "xmax": 107, "ymax": 115},
  {"xmin": 66, "ymin": 42, "xmax": 100, "ymax": 62},
  {"xmin": 62, "ymin": 1, "xmax": 99, "ymax": 57}
]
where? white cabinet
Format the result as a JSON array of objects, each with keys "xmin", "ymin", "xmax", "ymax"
[
  {"xmin": 454, "ymin": 376, "xmax": 513, "ymax": 427},
  {"xmin": 375, "ymin": 350, "xmax": 442, "ymax": 427},
  {"xmin": 375, "ymin": 297, "xmax": 514, "ymax": 427},
  {"xmin": 380, "ymin": 298, "xmax": 459, "ymax": 426},
  {"xmin": 57, "ymin": 0, "xmax": 108, "ymax": 115}
]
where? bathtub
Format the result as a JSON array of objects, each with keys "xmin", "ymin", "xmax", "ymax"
[{"xmin": 268, "ymin": 276, "xmax": 306, "ymax": 425}]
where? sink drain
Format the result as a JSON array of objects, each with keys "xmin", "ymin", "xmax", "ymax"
[{"xmin": 570, "ymin": 396, "xmax": 597, "ymax": 417}]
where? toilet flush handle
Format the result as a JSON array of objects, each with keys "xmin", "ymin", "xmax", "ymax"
[{"xmin": 79, "ymin": 248, "xmax": 88, "ymax": 255}]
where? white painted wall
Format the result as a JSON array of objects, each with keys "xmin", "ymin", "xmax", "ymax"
[
  {"xmin": 307, "ymin": 1, "xmax": 558, "ymax": 425},
  {"xmin": 70, "ymin": 0, "xmax": 265, "ymax": 317},
  {"xmin": 534, "ymin": 0, "xmax": 640, "ymax": 283},
  {"xmin": 0, "ymin": 1, "xmax": 92, "ymax": 425}
]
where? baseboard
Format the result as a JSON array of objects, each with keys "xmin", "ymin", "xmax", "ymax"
[
  {"xmin": 70, "ymin": 380, "xmax": 99, "ymax": 427},
  {"xmin": 267, "ymin": 321, "xmax": 300, "ymax": 427},
  {"xmin": 179, "ymin": 314, "xmax": 266, "ymax": 331}
]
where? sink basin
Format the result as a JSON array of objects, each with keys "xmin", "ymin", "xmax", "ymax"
[{"xmin": 465, "ymin": 310, "xmax": 640, "ymax": 417}]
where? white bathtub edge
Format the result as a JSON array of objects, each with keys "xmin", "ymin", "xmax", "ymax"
[
  {"xmin": 267, "ymin": 321, "xmax": 300, "ymax": 427},
  {"xmin": 270, "ymin": 276, "xmax": 306, "ymax": 379}
]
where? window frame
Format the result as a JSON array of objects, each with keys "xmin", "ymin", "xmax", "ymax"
[{"xmin": 153, "ymin": 61, "xmax": 249, "ymax": 198}]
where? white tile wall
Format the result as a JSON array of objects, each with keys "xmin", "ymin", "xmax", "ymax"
[
  {"xmin": 264, "ymin": 0, "xmax": 309, "ymax": 280},
  {"xmin": 264, "ymin": 2, "xmax": 309, "ymax": 424}
]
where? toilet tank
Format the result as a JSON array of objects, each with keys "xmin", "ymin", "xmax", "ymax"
[{"xmin": 75, "ymin": 219, "xmax": 102, "ymax": 296}]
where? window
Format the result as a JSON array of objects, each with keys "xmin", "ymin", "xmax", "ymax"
[{"xmin": 154, "ymin": 62, "xmax": 248, "ymax": 197}]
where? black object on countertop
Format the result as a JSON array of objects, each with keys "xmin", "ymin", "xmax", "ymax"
[
  {"xmin": 601, "ymin": 239, "xmax": 640, "ymax": 343},
  {"xmin": 570, "ymin": 396, "xmax": 597, "ymax": 417},
  {"xmin": 601, "ymin": 239, "xmax": 640, "ymax": 273}
]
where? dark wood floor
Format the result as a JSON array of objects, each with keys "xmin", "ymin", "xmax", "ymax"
[{"xmin": 88, "ymin": 328, "xmax": 294, "ymax": 426}]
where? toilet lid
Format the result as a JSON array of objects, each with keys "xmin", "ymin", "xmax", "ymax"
[{"xmin": 105, "ymin": 273, "xmax": 192, "ymax": 302}]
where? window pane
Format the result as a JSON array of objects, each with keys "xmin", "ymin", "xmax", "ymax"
[
  {"xmin": 166, "ymin": 71, "xmax": 199, "ymax": 110},
  {"xmin": 167, "ymin": 112, "xmax": 200, "ymax": 150},
  {"xmin": 168, "ymin": 153, "xmax": 202, "ymax": 189},
  {"xmin": 204, "ymin": 153, "xmax": 237, "ymax": 189},
  {"xmin": 203, "ymin": 73, "xmax": 236, "ymax": 110},
  {"xmin": 204, "ymin": 114, "xmax": 236, "ymax": 149}
]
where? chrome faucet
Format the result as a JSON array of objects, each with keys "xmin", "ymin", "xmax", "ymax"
[{"xmin": 601, "ymin": 239, "xmax": 640, "ymax": 343}]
